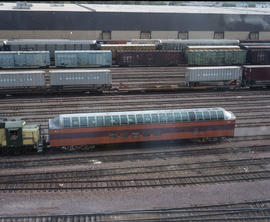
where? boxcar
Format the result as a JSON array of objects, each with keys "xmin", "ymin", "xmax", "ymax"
[
  {"xmin": 186, "ymin": 46, "xmax": 247, "ymax": 66},
  {"xmin": 54, "ymin": 50, "xmax": 112, "ymax": 67},
  {"xmin": 242, "ymin": 46, "xmax": 270, "ymax": 65},
  {"xmin": 185, "ymin": 66, "xmax": 242, "ymax": 87},
  {"xmin": 48, "ymin": 107, "xmax": 236, "ymax": 147},
  {"xmin": 0, "ymin": 70, "xmax": 45, "ymax": 88},
  {"xmin": 242, "ymin": 65, "xmax": 270, "ymax": 85},
  {"xmin": 3, "ymin": 39, "xmax": 98, "ymax": 61},
  {"xmin": 116, "ymin": 50, "xmax": 185, "ymax": 66},
  {"xmin": 49, "ymin": 69, "xmax": 112, "ymax": 90},
  {"xmin": 100, "ymin": 44, "xmax": 156, "ymax": 59},
  {"xmin": 131, "ymin": 39, "xmax": 161, "ymax": 44},
  {"xmin": 97, "ymin": 40, "xmax": 128, "ymax": 44},
  {"xmin": 0, "ymin": 51, "xmax": 50, "ymax": 68},
  {"xmin": 157, "ymin": 39, "xmax": 240, "ymax": 51}
]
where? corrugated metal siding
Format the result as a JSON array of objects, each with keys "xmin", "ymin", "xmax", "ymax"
[
  {"xmin": 185, "ymin": 66, "xmax": 242, "ymax": 83},
  {"xmin": 241, "ymin": 46, "xmax": 270, "ymax": 65},
  {"xmin": 186, "ymin": 49, "xmax": 247, "ymax": 66},
  {"xmin": 116, "ymin": 50, "xmax": 185, "ymax": 66},
  {"xmin": 242, "ymin": 65, "xmax": 270, "ymax": 81},
  {"xmin": 0, "ymin": 51, "xmax": 50, "ymax": 68},
  {"xmin": 54, "ymin": 50, "xmax": 112, "ymax": 67},
  {"xmin": 50, "ymin": 69, "xmax": 112, "ymax": 86},
  {"xmin": 0, "ymin": 70, "xmax": 45, "ymax": 87},
  {"xmin": 158, "ymin": 39, "xmax": 240, "ymax": 51},
  {"xmin": 100, "ymin": 44, "xmax": 156, "ymax": 59},
  {"xmin": 131, "ymin": 39, "xmax": 161, "ymax": 44},
  {"xmin": 4, "ymin": 39, "xmax": 98, "ymax": 60}
]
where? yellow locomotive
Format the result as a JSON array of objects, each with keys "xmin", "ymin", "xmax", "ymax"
[{"xmin": 0, "ymin": 118, "xmax": 42, "ymax": 152}]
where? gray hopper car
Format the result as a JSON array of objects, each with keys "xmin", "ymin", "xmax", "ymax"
[
  {"xmin": 185, "ymin": 66, "xmax": 242, "ymax": 87},
  {"xmin": 0, "ymin": 70, "xmax": 45, "ymax": 88},
  {"xmin": 54, "ymin": 50, "xmax": 112, "ymax": 67},
  {"xmin": 0, "ymin": 51, "xmax": 50, "ymax": 68}
]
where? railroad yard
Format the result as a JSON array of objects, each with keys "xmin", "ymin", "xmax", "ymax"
[{"xmin": 0, "ymin": 66, "xmax": 270, "ymax": 221}]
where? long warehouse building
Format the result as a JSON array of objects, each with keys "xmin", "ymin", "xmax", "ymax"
[{"xmin": 1, "ymin": 2, "xmax": 270, "ymax": 40}]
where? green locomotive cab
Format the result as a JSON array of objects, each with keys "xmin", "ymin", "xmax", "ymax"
[{"xmin": 0, "ymin": 118, "xmax": 42, "ymax": 152}]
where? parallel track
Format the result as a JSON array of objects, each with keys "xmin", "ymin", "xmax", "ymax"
[
  {"xmin": 0, "ymin": 143, "xmax": 269, "ymax": 169},
  {"xmin": 0, "ymin": 157, "xmax": 268, "ymax": 183},
  {"xmin": 0, "ymin": 171, "xmax": 269, "ymax": 193},
  {"xmin": 1, "ymin": 200, "xmax": 270, "ymax": 221}
]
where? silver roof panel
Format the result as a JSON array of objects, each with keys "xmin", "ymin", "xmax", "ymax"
[{"xmin": 49, "ymin": 69, "xmax": 111, "ymax": 73}]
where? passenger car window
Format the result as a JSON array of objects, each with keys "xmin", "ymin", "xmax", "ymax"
[
  {"xmin": 203, "ymin": 111, "xmax": 210, "ymax": 120},
  {"xmin": 188, "ymin": 112, "xmax": 196, "ymax": 121},
  {"xmin": 80, "ymin": 117, "xmax": 87, "ymax": 127},
  {"xmin": 217, "ymin": 111, "xmax": 224, "ymax": 120},
  {"xmin": 210, "ymin": 111, "xmax": 217, "ymax": 120},
  {"xmin": 105, "ymin": 116, "xmax": 112, "ymax": 126},
  {"xmin": 96, "ymin": 116, "xmax": 104, "ymax": 126},
  {"xmin": 53, "ymin": 117, "xmax": 60, "ymax": 128},
  {"xmin": 72, "ymin": 117, "xmax": 79, "ymax": 128},
  {"xmin": 112, "ymin": 115, "xmax": 120, "ymax": 126},
  {"xmin": 143, "ymin": 114, "xmax": 151, "ymax": 124},
  {"xmin": 142, "ymin": 131, "xmax": 151, "ymax": 137},
  {"xmin": 196, "ymin": 112, "xmax": 203, "ymax": 121},
  {"xmin": 120, "ymin": 115, "xmax": 128, "ymax": 125},
  {"xmin": 128, "ymin": 115, "xmax": 135, "ymax": 125},
  {"xmin": 166, "ymin": 113, "xmax": 174, "ymax": 123},
  {"xmin": 151, "ymin": 114, "xmax": 159, "ymax": 123},
  {"xmin": 120, "ymin": 133, "xmax": 128, "ymax": 138},
  {"xmin": 181, "ymin": 112, "xmax": 189, "ymax": 121},
  {"xmin": 63, "ymin": 117, "xmax": 71, "ymax": 128},
  {"xmin": 88, "ymin": 117, "xmax": 96, "ymax": 127},
  {"xmin": 136, "ymin": 114, "xmax": 143, "ymax": 124},
  {"xmin": 159, "ymin": 113, "xmax": 166, "ymax": 123},
  {"xmin": 174, "ymin": 112, "xmax": 181, "ymax": 122}
]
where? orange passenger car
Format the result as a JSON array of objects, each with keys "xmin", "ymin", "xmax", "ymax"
[{"xmin": 49, "ymin": 108, "xmax": 236, "ymax": 148}]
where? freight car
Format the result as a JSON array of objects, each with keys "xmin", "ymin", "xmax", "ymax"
[
  {"xmin": 131, "ymin": 39, "xmax": 161, "ymax": 44},
  {"xmin": 241, "ymin": 46, "xmax": 270, "ymax": 65},
  {"xmin": 186, "ymin": 46, "xmax": 247, "ymax": 66},
  {"xmin": 1, "ymin": 39, "xmax": 98, "ymax": 62},
  {"xmin": 157, "ymin": 39, "xmax": 240, "ymax": 51},
  {"xmin": 54, "ymin": 50, "xmax": 112, "ymax": 67},
  {"xmin": 0, "ymin": 69, "xmax": 112, "ymax": 95},
  {"xmin": 116, "ymin": 50, "xmax": 185, "ymax": 67},
  {"xmin": 0, "ymin": 51, "xmax": 50, "ymax": 68},
  {"xmin": 49, "ymin": 69, "xmax": 112, "ymax": 92},
  {"xmin": 97, "ymin": 40, "xmax": 128, "ymax": 44},
  {"xmin": 100, "ymin": 44, "xmax": 156, "ymax": 60},
  {"xmin": 242, "ymin": 65, "xmax": 270, "ymax": 87},
  {"xmin": 185, "ymin": 66, "xmax": 242, "ymax": 87},
  {"xmin": 0, "ymin": 70, "xmax": 45, "ymax": 89}
]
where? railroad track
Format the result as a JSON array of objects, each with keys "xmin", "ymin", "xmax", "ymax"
[
  {"xmin": 0, "ymin": 143, "xmax": 269, "ymax": 169},
  {"xmin": 0, "ymin": 157, "xmax": 268, "ymax": 183},
  {"xmin": 1, "ymin": 199, "xmax": 269, "ymax": 221},
  {"xmin": 0, "ymin": 170, "xmax": 270, "ymax": 192},
  {"xmin": 1, "ymin": 94, "xmax": 269, "ymax": 115},
  {"xmin": 1, "ymin": 90, "xmax": 269, "ymax": 103}
]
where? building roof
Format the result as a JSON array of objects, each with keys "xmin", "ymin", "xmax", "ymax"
[{"xmin": 1, "ymin": 2, "xmax": 270, "ymax": 15}]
